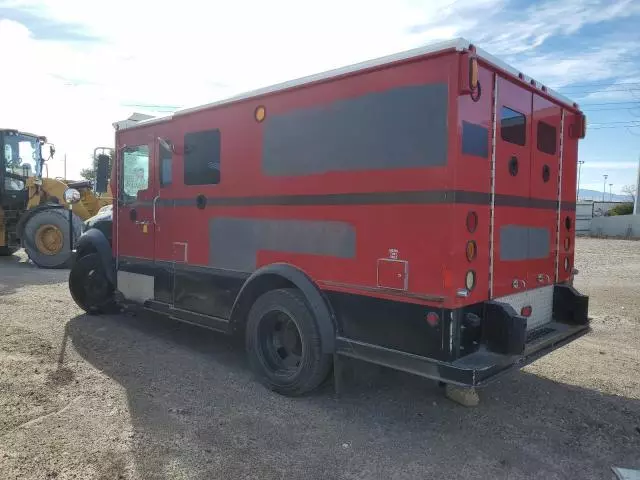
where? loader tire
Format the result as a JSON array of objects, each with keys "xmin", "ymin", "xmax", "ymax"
[{"xmin": 23, "ymin": 209, "xmax": 83, "ymax": 269}]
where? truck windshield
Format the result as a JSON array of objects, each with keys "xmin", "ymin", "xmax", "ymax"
[{"xmin": 3, "ymin": 133, "xmax": 39, "ymax": 190}]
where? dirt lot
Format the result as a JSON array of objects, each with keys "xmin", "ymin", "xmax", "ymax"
[{"xmin": 1, "ymin": 238, "xmax": 639, "ymax": 480}]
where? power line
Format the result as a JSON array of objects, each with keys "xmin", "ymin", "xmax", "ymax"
[
  {"xmin": 583, "ymin": 106, "xmax": 640, "ymax": 112},
  {"xmin": 589, "ymin": 123, "xmax": 640, "ymax": 130},
  {"xmin": 560, "ymin": 81, "xmax": 640, "ymax": 88},
  {"xmin": 561, "ymin": 84, "xmax": 640, "ymax": 92},
  {"xmin": 565, "ymin": 88, "xmax": 640, "ymax": 95},
  {"xmin": 580, "ymin": 101, "xmax": 640, "ymax": 106},
  {"xmin": 589, "ymin": 120, "xmax": 640, "ymax": 125}
]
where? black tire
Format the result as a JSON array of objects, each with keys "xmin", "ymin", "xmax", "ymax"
[
  {"xmin": 69, "ymin": 253, "xmax": 116, "ymax": 314},
  {"xmin": 245, "ymin": 288, "xmax": 333, "ymax": 396},
  {"xmin": 0, "ymin": 246, "xmax": 17, "ymax": 256},
  {"xmin": 23, "ymin": 208, "xmax": 83, "ymax": 269}
]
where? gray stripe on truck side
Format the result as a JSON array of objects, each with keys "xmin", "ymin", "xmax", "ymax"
[
  {"xmin": 209, "ymin": 217, "xmax": 356, "ymax": 272},
  {"xmin": 133, "ymin": 192, "xmax": 575, "ymax": 210},
  {"xmin": 262, "ymin": 83, "xmax": 448, "ymax": 176},
  {"xmin": 500, "ymin": 225, "xmax": 551, "ymax": 261}
]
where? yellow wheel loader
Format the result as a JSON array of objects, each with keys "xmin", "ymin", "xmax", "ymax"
[{"xmin": 0, "ymin": 129, "xmax": 111, "ymax": 268}]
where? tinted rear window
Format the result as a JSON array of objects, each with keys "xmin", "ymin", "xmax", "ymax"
[
  {"xmin": 501, "ymin": 107, "xmax": 526, "ymax": 146},
  {"xmin": 537, "ymin": 121, "xmax": 557, "ymax": 155}
]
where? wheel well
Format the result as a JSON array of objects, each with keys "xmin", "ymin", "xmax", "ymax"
[
  {"xmin": 76, "ymin": 243, "xmax": 97, "ymax": 260},
  {"xmin": 230, "ymin": 274, "xmax": 295, "ymax": 335}
]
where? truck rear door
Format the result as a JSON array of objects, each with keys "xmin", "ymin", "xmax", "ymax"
[
  {"xmin": 492, "ymin": 77, "xmax": 535, "ymax": 299},
  {"xmin": 492, "ymin": 77, "xmax": 564, "ymax": 330},
  {"xmin": 529, "ymin": 94, "xmax": 562, "ymax": 287}
]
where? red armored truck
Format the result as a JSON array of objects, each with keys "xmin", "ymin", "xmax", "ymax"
[{"xmin": 69, "ymin": 38, "xmax": 589, "ymax": 399}]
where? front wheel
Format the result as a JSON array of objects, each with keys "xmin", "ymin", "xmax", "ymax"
[
  {"xmin": 245, "ymin": 288, "xmax": 333, "ymax": 396},
  {"xmin": 69, "ymin": 253, "xmax": 116, "ymax": 314}
]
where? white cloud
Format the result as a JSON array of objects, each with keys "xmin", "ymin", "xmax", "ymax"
[{"xmin": 0, "ymin": 0, "xmax": 638, "ymax": 178}]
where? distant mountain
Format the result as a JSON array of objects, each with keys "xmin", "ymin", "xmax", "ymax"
[{"xmin": 578, "ymin": 189, "xmax": 633, "ymax": 202}]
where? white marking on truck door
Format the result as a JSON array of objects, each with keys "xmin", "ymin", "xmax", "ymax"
[
  {"xmin": 554, "ymin": 110, "xmax": 565, "ymax": 282},
  {"xmin": 488, "ymin": 73, "xmax": 499, "ymax": 298}
]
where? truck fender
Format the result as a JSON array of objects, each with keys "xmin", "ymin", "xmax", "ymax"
[
  {"xmin": 16, "ymin": 203, "xmax": 65, "ymax": 241},
  {"xmin": 75, "ymin": 228, "xmax": 115, "ymax": 285},
  {"xmin": 230, "ymin": 263, "xmax": 336, "ymax": 353}
]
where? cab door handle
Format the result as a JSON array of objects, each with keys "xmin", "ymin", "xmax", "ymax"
[{"xmin": 152, "ymin": 195, "xmax": 160, "ymax": 225}]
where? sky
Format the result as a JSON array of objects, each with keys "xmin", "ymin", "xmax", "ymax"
[{"xmin": 0, "ymin": 0, "xmax": 639, "ymax": 194}]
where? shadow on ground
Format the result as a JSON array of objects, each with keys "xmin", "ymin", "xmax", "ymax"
[
  {"xmin": 62, "ymin": 312, "xmax": 640, "ymax": 480},
  {"xmin": 0, "ymin": 251, "xmax": 69, "ymax": 297}
]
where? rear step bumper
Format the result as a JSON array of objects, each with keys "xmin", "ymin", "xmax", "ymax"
[
  {"xmin": 335, "ymin": 284, "xmax": 590, "ymax": 387},
  {"xmin": 336, "ymin": 322, "xmax": 589, "ymax": 387}
]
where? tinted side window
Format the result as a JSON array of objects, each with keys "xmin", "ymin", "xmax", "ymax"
[
  {"xmin": 184, "ymin": 129, "xmax": 221, "ymax": 185},
  {"xmin": 462, "ymin": 121, "xmax": 489, "ymax": 158},
  {"xmin": 160, "ymin": 142, "xmax": 172, "ymax": 186},
  {"xmin": 537, "ymin": 121, "xmax": 557, "ymax": 155},
  {"xmin": 501, "ymin": 107, "xmax": 526, "ymax": 146}
]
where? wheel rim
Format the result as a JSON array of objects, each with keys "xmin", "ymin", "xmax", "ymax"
[
  {"xmin": 34, "ymin": 224, "xmax": 64, "ymax": 255},
  {"xmin": 258, "ymin": 310, "xmax": 303, "ymax": 376}
]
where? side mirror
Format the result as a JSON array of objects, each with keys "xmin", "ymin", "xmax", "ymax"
[
  {"xmin": 95, "ymin": 154, "xmax": 110, "ymax": 194},
  {"xmin": 63, "ymin": 188, "xmax": 81, "ymax": 204}
]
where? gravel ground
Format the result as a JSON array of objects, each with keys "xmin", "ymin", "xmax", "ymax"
[{"xmin": 1, "ymin": 238, "xmax": 639, "ymax": 480}]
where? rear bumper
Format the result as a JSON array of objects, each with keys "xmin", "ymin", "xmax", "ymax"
[
  {"xmin": 336, "ymin": 322, "xmax": 589, "ymax": 387},
  {"xmin": 335, "ymin": 284, "xmax": 590, "ymax": 387}
]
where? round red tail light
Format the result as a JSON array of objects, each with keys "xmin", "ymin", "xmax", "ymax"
[
  {"xmin": 521, "ymin": 306, "xmax": 532, "ymax": 317},
  {"xmin": 466, "ymin": 211, "xmax": 478, "ymax": 233},
  {"xmin": 426, "ymin": 312, "xmax": 439, "ymax": 327}
]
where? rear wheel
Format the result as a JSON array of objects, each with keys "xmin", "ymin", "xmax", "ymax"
[
  {"xmin": 245, "ymin": 288, "xmax": 332, "ymax": 396},
  {"xmin": 23, "ymin": 209, "xmax": 82, "ymax": 268},
  {"xmin": 69, "ymin": 253, "xmax": 116, "ymax": 314}
]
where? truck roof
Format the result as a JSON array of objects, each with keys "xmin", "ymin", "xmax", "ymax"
[{"xmin": 115, "ymin": 37, "xmax": 578, "ymax": 132}]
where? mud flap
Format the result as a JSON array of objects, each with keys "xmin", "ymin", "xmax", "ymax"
[
  {"xmin": 553, "ymin": 284, "xmax": 589, "ymax": 325},
  {"xmin": 482, "ymin": 301, "xmax": 527, "ymax": 355}
]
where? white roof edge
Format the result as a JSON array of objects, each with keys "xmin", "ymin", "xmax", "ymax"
[
  {"xmin": 472, "ymin": 45, "xmax": 575, "ymax": 107},
  {"xmin": 118, "ymin": 37, "xmax": 577, "ymax": 131}
]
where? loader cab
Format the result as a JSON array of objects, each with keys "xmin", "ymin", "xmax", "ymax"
[{"xmin": 0, "ymin": 129, "xmax": 40, "ymax": 212}]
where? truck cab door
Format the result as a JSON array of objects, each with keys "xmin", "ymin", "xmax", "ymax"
[{"xmin": 115, "ymin": 143, "xmax": 157, "ymax": 303}]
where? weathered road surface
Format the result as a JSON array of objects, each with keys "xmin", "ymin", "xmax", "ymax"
[{"xmin": 1, "ymin": 238, "xmax": 639, "ymax": 479}]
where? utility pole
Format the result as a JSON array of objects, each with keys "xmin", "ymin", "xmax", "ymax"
[
  {"xmin": 63, "ymin": 154, "xmax": 67, "ymax": 180},
  {"xmin": 635, "ymin": 155, "xmax": 640, "ymax": 215},
  {"xmin": 602, "ymin": 174, "xmax": 608, "ymax": 202},
  {"xmin": 577, "ymin": 160, "xmax": 585, "ymax": 201},
  {"xmin": 609, "ymin": 183, "xmax": 613, "ymax": 201}
]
